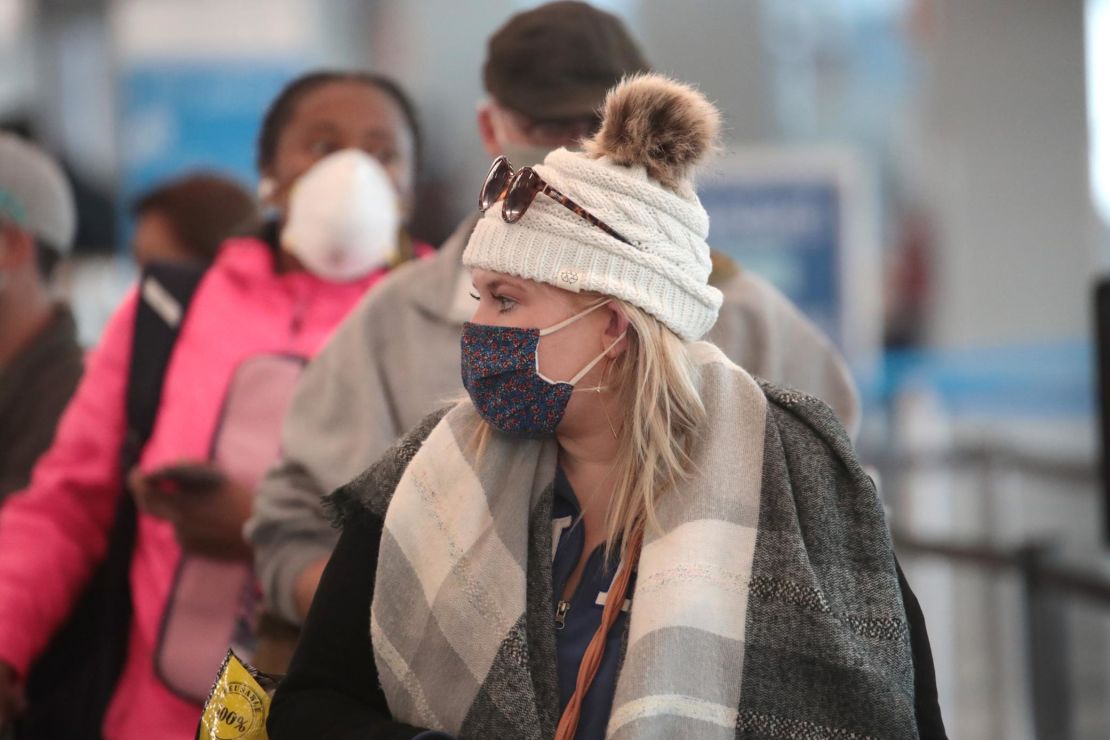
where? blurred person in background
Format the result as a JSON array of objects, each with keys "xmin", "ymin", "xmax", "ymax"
[
  {"xmin": 0, "ymin": 134, "xmax": 83, "ymax": 502},
  {"xmin": 248, "ymin": 0, "xmax": 860, "ymax": 639},
  {"xmin": 0, "ymin": 70, "xmax": 429, "ymax": 739},
  {"xmin": 130, "ymin": 172, "xmax": 258, "ymax": 267}
]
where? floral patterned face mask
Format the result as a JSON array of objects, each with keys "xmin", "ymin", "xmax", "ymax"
[{"xmin": 460, "ymin": 299, "xmax": 624, "ymax": 437}]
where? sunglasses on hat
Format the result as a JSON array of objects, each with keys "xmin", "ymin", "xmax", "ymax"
[{"xmin": 478, "ymin": 156, "xmax": 633, "ymax": 246}]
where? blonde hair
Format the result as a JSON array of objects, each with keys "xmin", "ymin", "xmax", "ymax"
[{"xmin": 602, "ymin": 300, "xmax": 705, "ymax": 559}]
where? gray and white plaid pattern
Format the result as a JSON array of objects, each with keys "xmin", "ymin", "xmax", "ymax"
[{"xmin": 368, "ymin": 342, "xmax": 920, "ymax": 739}]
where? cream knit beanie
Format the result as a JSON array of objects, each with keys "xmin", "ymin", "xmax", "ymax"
[{"xmin": 462, "ymin": 74, "xmax": 724, "ymax": 341}]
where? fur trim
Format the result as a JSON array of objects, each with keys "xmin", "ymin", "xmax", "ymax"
[{"xmin": 584, "ymin": 73, "xmax": 720, "ymax": 190}]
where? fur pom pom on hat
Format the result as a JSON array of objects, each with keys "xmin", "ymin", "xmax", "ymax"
[
  {"xmin": 463, "ymin": 73, "xmax": 724, "ymax": 341},
  {"xmin": 585, "ymin": 73, "xmax": 721, "ymax": 190}
]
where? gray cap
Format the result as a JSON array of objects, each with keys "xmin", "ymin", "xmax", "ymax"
[{"xmin": 0, "ymin": 133, "xmax": 77, "ymax": 254}]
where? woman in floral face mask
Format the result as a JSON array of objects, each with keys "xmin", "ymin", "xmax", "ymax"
[{"xmin": 271, "ymin": 75, "xmax": 947, "ymax": 740}]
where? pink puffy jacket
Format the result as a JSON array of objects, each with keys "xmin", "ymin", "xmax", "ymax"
[{"xmin": 0, "ymin": 237, "xmax": 409, "ymax": 738}]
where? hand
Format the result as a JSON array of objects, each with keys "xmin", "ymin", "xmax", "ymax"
[
  {"xmin": 0, "ymin": 661, "xmax": 25, "ymax": 726},
  {"xmin": 130, "ymin": 463, "xmax": 254, "ymax": 561}
]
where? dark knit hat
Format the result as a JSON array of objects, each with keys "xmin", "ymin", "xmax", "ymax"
[{"xmin": 482, "ymin": 1, "xmax": 649, "ymax": 121}]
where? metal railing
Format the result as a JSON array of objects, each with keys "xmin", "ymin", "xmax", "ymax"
[{"xmin": 876, "ymin": 442, "xmax": 1102, "ymax": 740}]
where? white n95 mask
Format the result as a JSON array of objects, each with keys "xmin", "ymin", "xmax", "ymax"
[{"xmin": 281, "ymin": 149, "xmax": 401, "ymax": 282}]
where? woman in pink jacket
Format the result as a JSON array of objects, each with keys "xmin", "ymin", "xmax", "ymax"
[{"xmin": 0, "ymin": 70, "xmax": 430, "ymax": 739}]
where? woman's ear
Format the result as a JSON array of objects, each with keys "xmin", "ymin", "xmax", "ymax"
[{"xmin": 603, "ymin": 302, "xmax": 630, "ymax": 358}]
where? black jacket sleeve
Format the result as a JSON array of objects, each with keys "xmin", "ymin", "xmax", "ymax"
[
  {"xmin": 896, "ymin": 559, "xmax": 948, "ymax": 740},
  {"xmin": 266, "ymin": 507, "xmax": 432, "ymax": 739}
]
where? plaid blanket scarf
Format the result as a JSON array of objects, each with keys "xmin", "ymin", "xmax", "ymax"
[{"xmin": 365, "ymin": 342, "xmax": 919, "ymax": 739}]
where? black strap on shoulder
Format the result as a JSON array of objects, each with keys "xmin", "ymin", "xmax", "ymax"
[
  {"xmin": 122, "ymin": 261, "xmax": 207, "ymax": 469},
  {"xmin": 21, "ymin": 260, "xmax": 206, "ymax": 739}
]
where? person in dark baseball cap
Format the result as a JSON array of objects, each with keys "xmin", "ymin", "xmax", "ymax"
[{"xmin": 0, "ymin": 132, "xmax": 83, "ymax": 502}]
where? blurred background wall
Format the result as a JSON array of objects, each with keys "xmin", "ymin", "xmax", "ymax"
[{"xmin": 3, "ymin": 0, "xmax": 1105, "ymax": 737}]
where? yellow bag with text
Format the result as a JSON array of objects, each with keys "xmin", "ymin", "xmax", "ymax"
[{"xmin": 196, "ymin": 650, "xmax": 280, "ymax": 740}]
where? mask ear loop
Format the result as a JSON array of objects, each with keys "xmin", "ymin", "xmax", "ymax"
[
  {"xmin": 569, "ymin": 331, "xmax": 627, "ymax": 387},
  {"xmin": 536, "ymin": 329, "xmax": 626, "ymax": 386},
  {"xmin": 577, "ymin": 346, "xmax": 613, "ymax": 395},
  {"xmin": 538, "ymin": 298, "xmax": 611, "ymax": 337},
  {"xmin": 535, "ymin": 298, "xmax": 613, "ymax": 384}
]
